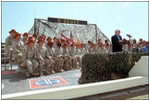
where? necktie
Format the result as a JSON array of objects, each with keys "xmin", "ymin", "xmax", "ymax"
[{"xmin": 117, "ymin": 35, "xmax": 120, "ymax": 40}]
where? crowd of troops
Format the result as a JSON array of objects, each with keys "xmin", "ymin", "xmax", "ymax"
[
  {"xmin": 5, "ymin": 29, "xmax": 148, "ymax": 77},
  {"xmin": 122, "ymin": 38, "xmax": 149, "ymax": 53}
]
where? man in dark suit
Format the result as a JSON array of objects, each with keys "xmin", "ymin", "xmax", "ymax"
[{"xmin": 111, "ymin": 29, "xmax": 123, "ymax": 52}]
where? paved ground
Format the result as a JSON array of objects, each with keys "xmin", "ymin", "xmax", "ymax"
[{"xmin": 2, "ymin": 64, "xmax": 81, "ymax": 95}]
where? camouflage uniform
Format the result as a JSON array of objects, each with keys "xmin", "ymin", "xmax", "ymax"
[
  {"xmin": 5, "ymin": 35, "xmax": 14, "ymax": 59},
  {"xmin": 68, "ymin": 47, "xmax": 77, "ymax": 69},
  {"xmin": 97, "ymin": 45, "xmax": 106, "ymax": 54},
  {"xmin": 53, "ymin": 43, "xmax": 64, "ymax": 72},
  {"xmin": 90, "ymin": 47, "xmax": 97, "ymax": 54},
  {"xmin": 21, "ymin": 37, "xmax": 28, "ymax": 46},
  {"xmin": 62, "ymin": 47, "xmax": 70, "ymax": 70},
  {"xmin": 88, "ymin": 45, "xmax": 93, "ymax": 53},
  {"xmin": 12, "ymin": 39, "xmax": 24, "ymax": 69},
  {"xmin": 86, "ymin": 44, "xmax": 91, "ymax": 53},
  {"xmin": 80, "ymin": 47, "xmax": 87, "ymax": 54},
  {"xmin": 36, "ymin": 44, "xmax": 53, "ymax": 76},
  {"xmin": 104, "ymin": 45, "xmax": 110, "ymax": 53},
  {"xmin": 22, "ymin": 45, "xmax": 39, "ymax": 77},
  {"xmin": 74, "ymin": 47, "xmax": 81, "ymax": 69},
  {"xmin": 46, "ymin": 46, "xmax": 55, "ymax": 74},
  {"xmin": 77, "ymin": 48, "xmax": 83, "ymax": 68}
]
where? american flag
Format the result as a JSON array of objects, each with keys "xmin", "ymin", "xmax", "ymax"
[{"xmin": 61, "ymin": 31, "xmax": 73, "ymax": 43}]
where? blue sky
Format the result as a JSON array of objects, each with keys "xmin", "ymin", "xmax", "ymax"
[{"xmin": 1, "ymin": 1, "xmax": 148, "ymax": 42}]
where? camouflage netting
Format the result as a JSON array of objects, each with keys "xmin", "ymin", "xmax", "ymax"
[
  {"xmin": 78, "ymin": 52, "xmax": 149, "ymax": 84},
  {"xmin": 28, "ymin": 19, "xmax": 110, "ymax": 44}
]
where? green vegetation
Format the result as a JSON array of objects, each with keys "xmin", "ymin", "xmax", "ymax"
[{"xmin": 78, "ymin": 52, "xmax": 149, "ymax": 84}]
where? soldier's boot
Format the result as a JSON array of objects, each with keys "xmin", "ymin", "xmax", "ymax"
[
  {"xmin": 60, "ymin": 69, "xmax": 64, "ymax": 72},
  {"xmin": 57, "ymin": 65, "xmax": 60, "ymax": 72},
  {"xmin": 28, "ymin": 70, "xmax": 39, "ymax": 77},
  {"xmin": 67, "ymin": 64, "xmax": 70, "ymax": 70},
  {"xmin": 59, "ymin": 65, "xmax": 64, "ymax": 72},
  {"xmin": 50, "ymin": 61, "xmax": 55, "ymax": 74},
  {"xmin": 79, "ymin": 58, "xmax": 82, "ymax": 68},
  {"xmin": 27, "ymin": 65, "xmax": 39, "ymax": 77},
  {"xmin": 76, "ymin": 62, "xmax": 80, "ymax": 69},
  {"xmin": 31, "ymin": 72, "xmax": 39, "ymax": 77},
  {"xmin": 45, "ymin": 70, "xmax": 51, "ymax": 75},
  {"xmin": 18, "ymin": 61, "xmax": 22, "ymax": 70},
  {"xmin": 50, "ymin": 66, "xmax": 55, "ymax": 74},
  {"xmin": 69, "ymin": 61, "xmax": 73, "ymax": 70},
  {"xmin": 72, "ymin": 63, "xmax": 75, "ymax": 69},
  {"xmin": 40, "ymin": 71, "xmax": 44, "ymax": 76},
  {"xmin": 69, "ymin": 62, "xmax": 73, "ymax": 70},
  {"xmin": 39, "ymin": 67, "xmax": 44, "ymax": 76},
  {"xmin": 57, "ymin": 63, "xmax": 61, "ymax": 72},
  {"xmin": 60, "ymin": 67, "xmax": 64, "ymax": 72},
  {"xmin": 73, "ymin": 61, "xmax": 76, "ymax": 69},
  {"xmin": 52, "ymin": 70, "xmax": 55, "ymax": 74},
  {"xmin": 72, "ymin": 59, "xmax": 77, "ymax": 69},
  {"xmin": 45, "ymin": 66, "xmax": 51, "ymax": 75},
  {"xmin": 65, "ymin": 64, "xmax": 68, "ymax": 71},
  {"xmin": 26, "ymin": 71, "xmax": 30, "ymax": 77}
]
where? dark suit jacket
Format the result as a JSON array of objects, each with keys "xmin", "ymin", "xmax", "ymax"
[{"xmin": 111, "ymin": 34, "xmax": 123, "ymax": 52}]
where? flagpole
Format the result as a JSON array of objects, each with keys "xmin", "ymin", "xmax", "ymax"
[
  {"xmin": 34, "ymin": 8, "xmax": 36, "ymax": 34},
  {"xmin": 95, "ymin": 16, "xmax": 98, "ymax": 43}
]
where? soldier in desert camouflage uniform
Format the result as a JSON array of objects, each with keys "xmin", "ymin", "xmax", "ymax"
[
  {"xmin": 53, "ymin": 39, "xmax": 64, "ymax": 72},
  {"xmin": 22, "ymin": 39, "xmax": 39, "ymax": 77},
  {"xmin": 12, "ymin": 32, "xmax": 24, "ymax": 69},
  {"xmin": 32, "ymin": 33, "xmax": 38, "ymax": 40},
  {"xmin": 22, "ymin": 32, "xmax": 28, "ymax": 46},
  {"xmin": 86, "ymin": 40, "xmax": 92, "ymax": 53},
  {"xmin": 36, "ymin": 39, "xmax": 53, "ymax": 76},
  {"xmin": 80, "ymin": 43, "xmax": 87, "ymax": 55},
  {"xmin": 62, "ymin": 44, "xmax": 70, "ymax": 71},
  {"xmin": 46, "ymin": 41, "xmax": 55, "ymax": 74},
  {"xmin": 97, "ymin": 42, "xmax": 106, "ymax": 54},
  {"xmin": 132, "ymin": 39, "xmax": 137, "ymax": 48},
  {"xmin": 68, "ymin": 43, "xmax": 77, "ymax": 69},
  {"xmin": 109, "ymin": 44, "xmax": 113, "ymax": 53},
  {"xmin": 77, "ymin": 43, "xmax": 87, "ymax": 69},
  {"xmin": 90, "ymin": 43, "xmax": 97, "ymax": 54},
  {"xmin": 32, "ymin": 33, "xmax": 38, "ymax": 45},
  {"xmin": 75, "ymin": 44, "xmax": 82, "ymax": 68},
  {"xmin": 104, "ymin": 40, "xmax": 110, "ymax": 53},
  {"xmin": 46, "ymin": 36, "xmax": 52, "ymax": 45},
  {"xmin": 5, "ymin": 29, "xmax": 16, "ymax": 60}
]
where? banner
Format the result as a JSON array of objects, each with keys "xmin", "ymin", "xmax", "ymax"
[{"xmin": 48, "ymin": 17, "xmax": 87, "ymax": 25}]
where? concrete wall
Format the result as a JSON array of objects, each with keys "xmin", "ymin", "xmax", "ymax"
[{"xmin": 129, "ymin": 56, "xmax": 149, "ymax": 77}]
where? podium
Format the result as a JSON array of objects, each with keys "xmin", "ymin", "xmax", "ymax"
[{"xmin": 118, "ymin": 40, "xmax": 130, "ymax": 45}]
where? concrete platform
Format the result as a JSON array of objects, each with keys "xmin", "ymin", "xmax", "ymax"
[
  {"xmin": 2, "ymin": 64, "xmax": 81, "ymax": 95},
  {"xmin": 129, "ymin": 94, "xmax": 149, "ymax": 100},
  {"xmin": 2, "ymin": 58, "xmax": 149, "ymax": 100}
]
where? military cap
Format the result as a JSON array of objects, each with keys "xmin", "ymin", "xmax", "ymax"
[
  {"xmin": 32, "ymin": 33, "xmax": 37, "ymax": 38},
  {"xmin": 23, "ymin": 32, "xmax": 28, "ymax": 37},
  {"xmin": 9, "ymin": 29, "xmax": 16, "ymax": 34}
]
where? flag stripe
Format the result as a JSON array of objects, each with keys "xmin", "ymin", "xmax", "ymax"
[{"xmin": 61, "ymin": 34, "xmax": 73, "ymax": 43}]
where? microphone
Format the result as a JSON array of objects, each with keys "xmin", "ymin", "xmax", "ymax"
[{"xmin": 126, "ymin": 34, "xmax": 132, "ymax": 39}]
